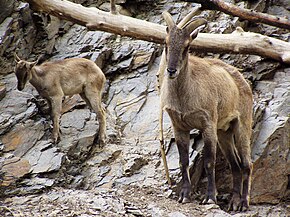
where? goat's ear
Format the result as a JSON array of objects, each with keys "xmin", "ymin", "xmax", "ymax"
[
  {"xmin": 14, "ymin": 53, "xmax": 21, "ymax": 63},
  {"xmin": 162, "ymin": 11, "xmax": 175, "ymax": 31}
]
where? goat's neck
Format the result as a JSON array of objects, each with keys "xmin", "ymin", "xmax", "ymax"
[
  {"xmin": 161, "ymin": 57, "xmax": 192, "ymax": 111},
  {"xmin": 29, "ymin": 67, "xmax": 42, "ymax": 91},
  {"xmin": 175, "ymin": 60, "xmax": 190, "ymax": 86}
]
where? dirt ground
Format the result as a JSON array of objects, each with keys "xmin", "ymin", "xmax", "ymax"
[{"xmin": 1, "ymin": 186, "xmax": 289, "ymax": 217}]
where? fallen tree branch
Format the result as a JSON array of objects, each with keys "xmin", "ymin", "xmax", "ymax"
[
  {"xmin": 24, "ymin": 0, "xmax": 290, "ymax": 64},
  {"xmin": 182, "ymin": 0, "xmax": 290, "ymax": 30}
]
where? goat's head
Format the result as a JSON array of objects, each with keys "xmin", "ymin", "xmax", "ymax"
[
  {"xmin": 163, "ymin": 11, "xmax": 206, "ymax": 79},
  {"xmin": 14, "ymin": 53, "xmax": 37, "ymax": 91}
]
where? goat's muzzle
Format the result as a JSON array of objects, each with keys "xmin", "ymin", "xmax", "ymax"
[
  {"xmin": 17, "ymin": 84, "xmax": 24, "ymax": 91},
  {"xmin": 167, "ymin": 68, "xmax": 177, "ymax": 79}
]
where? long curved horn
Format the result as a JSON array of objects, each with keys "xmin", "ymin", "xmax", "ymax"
[
  {"xmin": 177, "ymin": 6, "xmax": 202, "ymax": 28},
  {"xmin": 14, "ymin": 53, "xmax": 21, "ymax": 62},
  {"xmin": 162, "ymin": 11, "xmax": 175, "ymax": 30},
  {"xmin": 28, "ymin": 61, "xmax": 38, "ymax": 69},
  {"xmin": 183, "ymin": 18, "xmax": 207, "ymax": 35}
]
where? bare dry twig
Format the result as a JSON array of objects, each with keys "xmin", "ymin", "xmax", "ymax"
[{"xmin": 182, "ymin": 0, "xmax": 290, "ymax": 30}]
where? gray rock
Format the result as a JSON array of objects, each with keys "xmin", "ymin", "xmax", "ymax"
[
  {"xmin": 0, "ymin": 17, "xmax": 13, "ymax": 56},
  {"xmin": 23, "ymin": 140, "xmax": 64, "ymax": 174},
  {"xmin": 4, "ymin": 177, "xmax": 54, "ymax": 195},
  {"xmin": 125, "ymin": 205, "xmax": 143, "ymax": 216},
  {"xmin": 21, "ymin": 177, "xmax": 54, "ymax": 192},
  {"xmin": 0, "ymin": 0, "xmax": 14, "ymax": 23},
  {"xmin": 250, "ymin": 68, "xmax": 290, "ymax": 203},
  {"xmin": 123, "ymin": 154, "xmax": 148, "ymax": 176},
  {"xmin": 53, "ymin": 24, "xmax": 113, "ymax": 60},
  {"xmin": 16, "ymin": 2, "xmax": 32, "ymax": 25},
  {"xmin": 111, "ymin": 42, "xmax": 134, "ymax": 62},
  {"xmin": 82, "ymin": 145, "xmax": 122, "ymax": 188},
  {"xmin": 1, "ymin": 156, "xmax": 31, "ymax": 187},
  {"xmin": 0, "ymin": 82, "xmax": 6, "ymax": 100},
  {"xmin": 148, "ymin": 203, "xmax": 165, "ymax": 217},
  {"xmin": 0, "ymin": 74, "xmax": 39, "ymax": 135},
  {"xmin": 90, "ymin": 47, "xmax": 112, "ymax": 69},
  {"xmin": 1, "ymin": 119, "xmax": 46, "ymax": 158},
  {"xmin": 168, "ymin": 211, "xmax": 187, "ymax": 217},
  {"xmin": 61, "ymin": 109, "xmax": 90, "ymax": 130}
]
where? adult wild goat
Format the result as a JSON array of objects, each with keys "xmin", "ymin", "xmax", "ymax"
[
  {"xmin": 159, "ymin": 11, "xmax": 253, "ymax": 211},
  {"xmin": 14, "ymin": 54, "xmax": 106, "ymax": 146}
]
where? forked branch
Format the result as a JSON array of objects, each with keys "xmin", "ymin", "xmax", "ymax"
[{"xmin": 182, "ymin": 0, "xmax": 290, "ymax": 30}]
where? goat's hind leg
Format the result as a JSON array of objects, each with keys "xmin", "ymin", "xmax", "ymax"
[
  {"xmin": 83, "ymin": 91, "xmax": 106, "ymax": 146},
  {"xmin": 218, "ymin": 127, "xmax": 243, "ymax": 211},
  {"xmin": 174, "ymin": 129, "xmax": 191, "ymax": 203},
  {"xmin": 232, "ymin": 118, "xmax": 252, "ymax": 211}
]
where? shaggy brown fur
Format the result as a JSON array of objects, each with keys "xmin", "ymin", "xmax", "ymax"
[
  {"xmin": 160, "ymin": 11, "xmax": 253, "ymax": 211},
  {"xmin": 14, "ymin": 55, "xmax": 106, "ymax": 145}
]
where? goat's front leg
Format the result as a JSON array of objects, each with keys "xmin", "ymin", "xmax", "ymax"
[
  {"xmin": 49, "ymin": 96, "xmax": 62, "ymax": 144},
  {"xmin": 202, "ymin": 124, "xmax": 218, "ymax": 204},
  {"xmin": 174, "ymin": 129, "xmax": 191, "ymax": 203}
]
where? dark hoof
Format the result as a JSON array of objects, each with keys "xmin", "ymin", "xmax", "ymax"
[
  {"xmin": 178, "ymin": 196, "xmax": 190, "ymax": 204},
  {"xmin": 202, "ymin": 198, "xmax": 216, "ymax": 204},
  {"xmin": 200, "ymin": 194, "xmax": 217, "ymax": 205},
  {"xmin": 93, "ymin": 136, "xmax": 106, "ymax": 148},
  {"xmin": 238, "ymin": 198, "xmax": 250, "ymax": 212},
  {"xmin": 178, "ymin": 186, "xmax": 191, "ymax": 204},
  {"xmin": 52, "ymin": 136, "xmax": 60, "ymax": 144},
  {"xmin": 228, "ymin": 196, "xmax": 249, "ymax": 212}
]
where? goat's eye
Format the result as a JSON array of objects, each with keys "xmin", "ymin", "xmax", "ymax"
[{"xmin": 166, "ymin": 27, "xmax": 169, "ymax": 33}]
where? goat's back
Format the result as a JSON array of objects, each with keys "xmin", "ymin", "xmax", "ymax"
[
  {"xmin": 33, "ymin": 58, "xmax": 105, "ymax": 96},
  {"xmin": 40, "ymin": 58, "xmax": 103, "ymax": 77},
  {"xmin": 189, "ymin": 56, "xmax": 253, "ymax": 130}
]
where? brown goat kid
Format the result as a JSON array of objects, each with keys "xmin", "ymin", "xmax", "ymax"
[
  {"xmin": 160, "ymin": 11, "xmax": 253, "ymax": 211},
  {"xmin": 14, "ymin": 55, "xmax": 106, "ymax": 146}
]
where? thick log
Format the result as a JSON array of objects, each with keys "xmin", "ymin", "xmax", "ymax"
[
  {"xmin": 182, "ymin": 0, "xmax": 290, "ymax": 30},
  {"xmin": 25, "ymin": 0, "xmax": 290, "ymax": 64},
  {"xmin": 25, "ymin": 0, "xmax": 166, "ymax": 44}
]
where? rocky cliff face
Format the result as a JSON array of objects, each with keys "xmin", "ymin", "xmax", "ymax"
[{"xmin": 0, "ymin": 0, "xmax": 289, "ymax": 216}]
